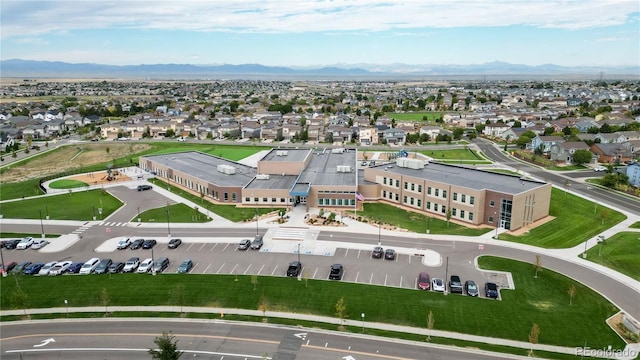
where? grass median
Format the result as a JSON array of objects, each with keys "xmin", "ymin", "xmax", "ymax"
[
  {"xmin": 585, "ymin": 232, "xmax": 640, "ymax": 281},
  {"xmin": 0, "ymin": 256, "xmax": 624, "ymax": 349}
]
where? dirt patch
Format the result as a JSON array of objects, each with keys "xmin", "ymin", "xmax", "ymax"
[
  {"xmin": 607, "ymin": 312, "xmax": 640, "ymax": 344},
  {"xmin": 0, "ymin": 143, "xmax": 151, "ymax": 183},
  {"xmin": 67, "ymin": 170, "xmax": 133, "ymax": 187}
]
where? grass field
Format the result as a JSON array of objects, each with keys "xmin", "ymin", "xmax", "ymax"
[
  {"xmin": 385, "ymin": 112, "xmax": 442, "ymax": 122},
  {"xmin": 354, "ymin": 203, "xmax": 491, "ymax": 236},
  {"xmin": 585, "ymin": 232, "xmax": 640, "ymax": 281},
  {"xmin": 0, "ymin": 189, "xmax": 122, "ymax": 220},
  {"xmin": 500, "ymin": 188, "xmax": 626, "ymax": 248},
  {"xmin": 0, "ymin": 256, "xmax": 623, "ymax": 349},
  {"xmin": 49, "ymin": 179, "xmax": 88, "ymax": 189},
  {"xmin": 0, "ymin": 232, "xmax": 59, "ymax": 238},
  {"xmin": 418, "ymin": 148, "xmax": 486, "ymax": 161},
  {"xmin": 138, "ymin": 203, "xmax": 211, "ymax": 223}
]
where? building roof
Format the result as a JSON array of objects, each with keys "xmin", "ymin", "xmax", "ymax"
[
  {"xmin": 260, "ymin": 148, "xmax": 310, "ymax": 162},
  {"xmin": 297, "ymin": 148, "xmax": 357, "ymax": 187},
  {"xmin": 143, "ymin": 151, "xmax": 256, "ymax": 187},
  {"xmin": 245, "ymin": 174, "xmax": 298, "ymax": 190}
]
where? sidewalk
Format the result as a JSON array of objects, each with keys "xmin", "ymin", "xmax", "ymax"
[{"xmin": 1, "ymin": 306, "xmax": 638, "ymax": 359}]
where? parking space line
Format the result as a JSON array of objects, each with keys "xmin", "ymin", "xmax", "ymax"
[
  {"xmin": 408, "ymin": 255, "xmax": 411, "ymax": 264},
  {"xmin": 202, "ymin": 263, "xmax": 212, "ymax": 274},
  {"xmin": 257, "ymin": 264, "xmax": 265, "ymax": 275},
  {"xmin": 357, "ymin": 250, "xmax": 361, "ymax": 259},
  {"xmin": 400, "ymin": 275, "xmax": 403, "ymax": 287},
  {"xmin": 186, "ymin": 243, "xmax": 195, "ymax": 251},
  {"xmin": 270, "ymin": 265, "xmax": 278, "ymax": 276},
  {"xmin": 191, "ymin": 263, "xmax": 200, "ymax": 272},
  {"xmin": 384, "ymin": 274, "xmax": 388, "ymax": 286},
  {"xmin": 210, "ymin": 244, "xmax": 217, "ymax": 252},
  {"xmin": 355, "ymin": 271, "xmax": 359, "ymax": 282},
  {"xmin": 198, "ymin": 243, "xmax": 207, "ymax": 252},
  {"xmin": 216, "ymin": 263, "xmax": 226, "ymax": 274},
  {"xmin": 369, "ymin": 273, "xmax": 373, "ymax": 284},
  {"xmin": 344, "ymin": 249, "xmax": 349, "ymax": 257},
  {"xmin": 230, "ymin": 263, "xmax": 239, "ymax": 274},
  {"xmin": 243, "ymin": 264, "xmax": 252, "ymax": 274},
  {"xmin": 312, "ymin": 268, "xmax": 318, "ymax": 279}
]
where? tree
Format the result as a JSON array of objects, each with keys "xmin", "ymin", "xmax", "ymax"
[
  {"xmin": 571, "ymin": 149, "xmax": 593, "ymax": 165},
  {"xmin": 426, "ymin": 310, "xmax": 435, "ymax": 341},
  {"xmin": 258, "ymin": 294, "xmax": 269, "ymax": 318},
  {"xmin": 335, "ymin": 297, "xmax": 348, "ymax": 329},
  {"xmin": 10, "ymin": 286, "xmax": 30, "ymax": 316},
  {"xmin": 445, "ymin": 208, "xmax": 451, "ymax": 227},
  {"xmin": 149, "ymin": 331, "xmax": 183, "ymax": 360},
  {"xmin": 528, "ymin": 323, "xmax": 540, "ymax": 356},
  {"xmin": 515, "ymin": 134, "xmax": 532, "ymax": 149},
  {"xmin": 568, "ymin": 284, "xmax": 576, "ymax": 306},
  {"xmin": 534, "ymin": 255, "xmax": 542, "ymax": 278}
]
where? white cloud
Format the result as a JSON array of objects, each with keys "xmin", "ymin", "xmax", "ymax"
[{"xmin": 1, "ymin": 0, "xmax": 638, "ymax": 39}]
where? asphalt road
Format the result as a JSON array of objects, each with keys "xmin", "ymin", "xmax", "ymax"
[{"xmin": 0, "ymin": 319, "xmax": 523, "ymax": 360}]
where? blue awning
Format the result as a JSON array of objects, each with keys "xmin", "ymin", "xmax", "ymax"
[{"xmin": 290, "ymin": 182, "xmax": 310, "ymax": 196}]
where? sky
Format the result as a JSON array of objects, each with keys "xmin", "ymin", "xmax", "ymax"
[{"xmin": 1, "ymin": 0, "xmax": 639, "ymax": 68}]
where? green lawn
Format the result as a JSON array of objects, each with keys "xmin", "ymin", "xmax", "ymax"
[
  {"xmin": 142, "ymin": 143, "xmax": 270, "ymax": 162},
  {"xmin": 0, "ymin": 232, "xmax": 59, "ymax": 238},
  {"xmin": 49, "ymin": 179, "xmax": 88, "ymax": 189},
  {"xmin": 417, "ymin": 148, "xmax": 486, "ymax": 161},
  {"xmin": 500, "ymin": 188, "xmax": 626, "ymax": 248},
  {"xmin": 585, "ymin": 232, "xmax": 640, "ymax": 281},
  {"xmin": 138, "ymin": 203, "xmax": 211, "ymax": 223},
  {"xmin": 386, "ymin": 112, "xmax": 442, "ymax": 122},
  {"xmin": 0, "ymin": 189, "xmax": 123, "ymax": 220},
  {"xmin": 630, "ymin": 222, "xmax": 640, "ymax": 229},
  {"xmin": 149, "ymin": 178, "xmax": 283, "ymax": 222},
  {"xmin": 353, "ymin": 203, "xmax": 490, "ymax": 236},
  {"xmin": 0, "ymin": 179, "xmax": 44, "ymax": 201},
  {"xmin": 0, "ymin": 256, "xmax": 623, "ymax": 349}
]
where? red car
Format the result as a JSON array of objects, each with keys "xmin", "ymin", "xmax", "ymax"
[
  {"xmin": 417, "ymin": 272, "xmax": 430, "ymax": 290},
  {"xmin": 0, "ymin": 261, "xmax": 18, "ymax": 275}
]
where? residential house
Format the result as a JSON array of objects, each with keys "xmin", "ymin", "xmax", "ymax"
[
  {"xmin": 382, "ymin": 128, "xmax": 406, "ymax": 145},
  {"xmin": 575, "ymin": 117, "xmax": 599, "ymax": 133},
  {"xmin": 218, "ymin": 121, "xmax": 240, "ymax": 139},
  {"xmin": 260, "ymin": 124, "xmax": 283, "ymax": 141},
  {"xmin": 595, "ymin": 133, "xmax": 627, "ymax": 144},
  {"xmin": 590, "ymin": 143, "xmax": 634, "ymax": 164},
  {"xmin": 501, "ymin": 127, "xmax": 528, "ymax": 142},
  {"xmin": 240, "ymin": 121, "xmax": 261, "ymax": 139},
  {"xmin": 625, "ymin": 163, "xmax": 640, "ymax": 188},
  {"xmin": 358, "ymin": 127, "xmax": 378, "ymax": 146},
  {"xmin": 282, "ymin": 124, "xmax": 301, "ymax": 141},
  {"xmin": 327, "ymin": 126, "xmax": 352, "ymax": 144},
  {"xmin": 530, "ymin": 135, "xmax": 564, "ymax": 153},
  {"xmin": 549, "ymin": 142, "xmax": 592, "ymax": 164},
  {"xmin": 307, "ymin": 125, "xmax": 323, "ymax": 143},
  {"xmin": 483, "ymin": 123, "xmax": 511, "ymax": 138}
]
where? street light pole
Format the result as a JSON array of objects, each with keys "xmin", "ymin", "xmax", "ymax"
[
  {"xmin": 297, "ymin": 243, "xmax": 301, "ymax": 264},
  {"xmin": 39, "ymin": 209, "xmax": 45, "ymax": 239},
  {"xmin": 377, "ymin": 217, "xmax": 381, "ymax": 246},
  {"xmin": 361, "ymin": 313, "xmax": 365, "ymax": 333},
  {"xmin": 494, "ymin": 211, "xmax": 499, "ymax": 239},
  {"xmin": 166, "ymin": 209, "xmax": 171, "ymax": 239},
  {"xmin": 255, "ymin": 207, "xmax": 259, "ymax": 236}
]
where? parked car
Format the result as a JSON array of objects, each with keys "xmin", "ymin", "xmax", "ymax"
[
  {"xmin": 130, "ymin": 238, "xmax": 145, "ymax": 250},
  {"xmin": 449, "ymin": 275, "xmax": 463, "ymax": 294},
  {"xmin": 12, "ymin": 261, "xmax": 33, "ymax": 274},
  {"xmin": 384, "ymin": 248, "xmax": 396, "ymax": 260},
  {"xmin": 431, "ymin": 277, "xmax": 446, "ymax": 292},
  {"xmin": 3, "ymin": 239, "xmax": 22, "ymax": 249},
  {"xmin": 371, "ymin": 246, "xmax": 384, "ymax": 259},
  {"xmin": 137, "ymin": 258, "xmax": 154, "ymax": 273},
  {"xmin": 38, "ymin": 261, "xmax": 58, "ymax": 276},
  {"xmin": 594, "ymin": 166, "xmax": 607, "ymax": 172},
  {"xmin": 250, "ymin": 235, "xmax": 263, "ymax": 250},
  {"xmin": 67, "ymin": 262, "xmax": 84, "ymax": 274},
  {"xmin": 417, "ymin": 272, "xmax": 430, "ymax": 290},
  {"xmin": 49, "ymin": 260, "xmax": 73, "ymax": 276},
  {"xmin": 123, "ymin": 257, "xmax": 140, "ymax": 272},
  {"xmin": 79, "ymin": 257, "xmax": 101, "ymax": 274},
  {"xmin": 485, "ymin": 282, "xmax": 499, "ymax": 299},
  {"xmin": 238, "ymin": 239, "xmax": 251, "ymax": 250},
  {"xmin": 328, "ymin": 264, "xmax": 344, "ymax": 280},
  {"xmin": 16, "ymin": 237, "xmax": 34, "ymax": 250},
  {"xmin": 94, "ymin": 258, "xmax": 113, "ymax": 274},
  {"xmin": 116, "ymin": 237, "xmax": 131, "ymax": 250},
  {"xmin": 152, "ymin": 257, "xmax": 170, "ymax": 273},
  {"xmin": 23, "ymin": 262, "xmax": 45, "ymax": 275},
  {"xmin": 177, "ymin": 259, "xmax": 193, "ymax": 273},
  {"xmin": 137, "ymin": 184, "xmax": 153, "ymax": 191},
  {"xmin": 108, "ymin": 261, "xmax": 125, "ymax": 274},
  {"xmin": 465, "ymin": 280, "xmax": 479, "ymax": 297},
  {"xmin": 286, "ymin": 261, "xmax": 302, "ymax": 277},
  {"xmin": 168, "ymin": 238, "xmax": 182, "ymax": 249},
  {"xmin": 142, "ymin": 239, "xmax": 157, "ymax": 249},
  {"xmin": 31, "ymin": 239, "xmax": 50, "ymax": 249},
  {"xmin": 0, "ymin": 261, "xmax": 18, "ymax": 275}
]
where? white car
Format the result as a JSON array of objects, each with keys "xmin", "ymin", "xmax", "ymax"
[
  {"xmin": 79, "ymin": 257, "xmax": 100, "ymax": 274},
  {"xmin": 16, "ymin": 237, "xmax": 34, "ymax": 250},
  {"xmin": 116, "ymin": 237, "xmax": 131, "ymax": 250},
  {"xmin": 38, "ymin": 261, "xmax": 58, "ymax": 276},
  {"xmin": 49, "ymin": 260, "xmax": 73, "ymax": 276},
  {"xmin": 31, "ymin": 239, "xmax": 50, "ymax": 249},
  {"xmin": 594, "ymin": 166, "xmax": 607, "ymax": 172},
  {"xmin": 137, "ymin": 258, "xmax": 154, "ymax": 273},
  {"xmin": 123, "ymin": 257, "xmax": 140, "ymax": 273},
  {"xmin": 431, "ymin": 277, "xmax": 446, "ymax": 292}
]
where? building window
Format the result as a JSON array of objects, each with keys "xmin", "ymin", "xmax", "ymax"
[
  {"xmin": 441, "ymin": 205, "xmax": 446, "ymax": 214},
  {"xmin": 443, "ymin": 190, "xmax": 447, "ymax": 199},
  {"xmin": 434, "ymin": 203, "xmax": 438, "ymax": 212},
  {"xmin": 384, "ymin": 177, "xmax": 387, "ymax": 185},
  {"xmin": 383, "ymin": 190, "xmax": 387, "ymax": 197},
  {"xmin": 350, "ymin": 199, "xmax": 355, "ymax": 205},
  {"xmin": 404, "ymin": 182, "xmax": 408, "ymax": 190},
  {"xmin": 452, "ymin": 208, "xmax": 457, "ymax": 216},
  {"xmin": 418, "ymin": 184, "xmax": 422, "ymax": 193},
  {"xmin": 224, "ymin": 192, "xmax": 229, "ymax": 201},
  {"xmin": 461, "ymin": 194, "xmax": 466, "ymax": 203},
  {"xmin": 426, "ymin": 201, "xmax": 431, "ymax": 210},
  {"xmin": 453, "ymin": 192, "xmax": 458, "ymax": 201},
  {"xmin": 470, "ymin": 196, "xmax": 475, "ymax": 205},
  {"xmin": 271, "ymin": 198, "xmax": 276, "ymax": 203},
  {"xmin": 435, "ymin": 189, "xmax": 439, "ymax": 197},
  {"xmin": 469, "ymin": 212, "xmax": 474, "ymax": 220},
  {"xmin": 427, "ymin": 187, "xmax": 432, "ymax": 195},
  {"xmin": 232, "ymin": 193, "xmax": 237, "ymax": 201},
  {"xmin": 280, "ymin": 198, "xmax": 286, "ymax": 203},
  {"xmin": 417, "ymin": 199, "xmax": 421, "ymax": 207},
  {"xmin": 410, "ymin": 198, "xmax": 414, "ymax": 205},
  {"xmin": 411, "ymin": 183, "xmax": 415, "ymax": 191},
  {"xmin": 490, "ymin": 200, "xmax": 495, "ymax": 207},
  {"xmin": 395, "ymin": 179, "xmax": 400, "ymax": 187},
  {"xmin": 389, "ymin": 192, "xmax": 393, "ymax": 199},
  {"xmin": 489, "ymin": 216, "xmax": 494, "ymax": 223},
  {"xmin": 460, "ymin": 210, "xmax": 465, "ymax": 218},
  {"xmin": 245, "ymin": 197, "xmax": 250, "ymax": 202},
  {"xmin": 395, "ymin": 193, "xmax": 399, "ymax": 201},
  {"xmin": 254, "ymin": 197, "xmax": 259, "ymax": 202},
  {"xmin": 263, "ymin": 197, "xmax": 268, "ymax": 202},
  {"xmin": 403, "ymin": 195, "xmax": 407, "ymax": 203}
]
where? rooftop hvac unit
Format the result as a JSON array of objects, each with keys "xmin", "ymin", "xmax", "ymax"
[
  {"xmin": 396, "ymin": 157, "xmax": 425, "ymax": 169},
  {"xmin": 256, "ymin": 174, "xmax": 270, "ymax": 180},
  {"xmin": 331, "ymin": 148, "xmax": 345, "ymax": 154},
  {"xmin": 336, "ymin": 165, "xmax": 352, "ymax": 173},
  {"xmin": 276, "ymin": 150, "xmax": 288, "ymax": 156},
  {"xmin": 216, "ymin": 164, "xmax": 236, "ymax": 174}
]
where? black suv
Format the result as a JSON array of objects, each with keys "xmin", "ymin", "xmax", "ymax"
[
  {"xmin": 485, "ymin": 282, "xmax": 499, "ymax": 299},
  {"xmin": 286, "ymin": 261, "xmax": 302, "ymax": 277},
  {"xmin": 329, "ymin": 264, "xmax": 344, "ymax": 280},
  {"xmin": 250, "ymin": 235, "xmax": 263, "ymax": 250},
  {"xmin": 449, "ymin": 275, "xmax": 463, "ymax": 294},
  {"xmin": 137, "ymin": 184, "xmax": 152, "ymax": 191},
  {"xmin": 372, "ymin": 246, "xmax": 384, "ymax": 259}
]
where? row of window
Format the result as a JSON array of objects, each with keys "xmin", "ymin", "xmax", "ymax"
[
  {"xmin": 425, "ymin": 202, "xmax": 474, "ymax": 221},
  {"xmin": 317, "ymin": 198, "xmax": 357, "ymax": 206},
  {"xmin": 245, "ymin": 197, "xmax": 289, "ymax": 203}
]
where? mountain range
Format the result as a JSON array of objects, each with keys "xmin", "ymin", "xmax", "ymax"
[{"xmin": 1, "ymin": 59, "xmax": 638, "ymax": 80}]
